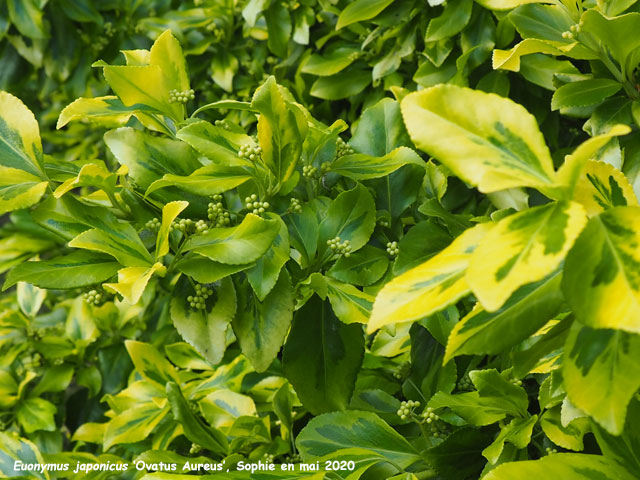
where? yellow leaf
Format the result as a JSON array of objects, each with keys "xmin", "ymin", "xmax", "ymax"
[{"xmin": 104, "ymin": 262, "xmax": 166, "ymax": 304}]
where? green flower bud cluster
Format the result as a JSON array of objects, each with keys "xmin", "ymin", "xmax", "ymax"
[
  {"xmin": 393, "ymin": 361, "xmax": 410, "ymax": 380},
  {"xmin": 284, "ymin": 453, "xmax": 301, "ymax": 463},
  {"xmin": 397, "ymin": 400, "xmax": 420, "ymax": 420},
  {"xmin": 84, "ymin": 289, "xmax": 104, "ymax": 306},
  {"xmin": 171, "ymin": 218, "xmax": 194, "ymax": 233},
  {"xmin": 545, "ymin": 447, "xmax": 558, "ymax": 455},
  {"xmin": 187, "ymin": 283, "xmax": 213, "ymax": 310},
  {"xmin": 561, "ymin": 24, "xmax": 581, "ymax": 39},
  {"xmin": 263, "ymin": 453, "xmax": 275, "ymax": 464},
  {"xmin": 510, "ymin": 378, "xmax": 523, "ymax": 387},
  {"xmin": 93, "ymin": 36, "xmax": 109, "ymax": 51},
  {"xmin": 195, "ymin": 219, "xmax": 209, "ymax": 234},
  {"xmin": 421, "ymin": 406, "xmax": 439, "ymax": 424},
  {"xmin": 327, "ymin": 236, "xmax": 352, "ymax": 257},
  {"xmin": 457, "ymin": 374, "xmax": 473, "ymax": 391},
  {"xmin": 266, "ymin": 56, "xmax": 277, "ymax": 64},
  {"xmin": 238, "ymin": 143, "xmax": 262, "ymax": 161},
  {"xmin": 53, "ymin": 358, "xmax": 64, "ymax": 366},
  {"xmin": 245, "ymin": 194, "xmax": 269, "ymax": 215},
  {"xmin": 26, "ymin": 326, "xmax": 40, "ymax": 340},
  {"xmin": 104, "ymin": 22, "xmax": 115, "ymax": 37},
  {"xmin": 302, "ymin": 165, "xmax": 318, "ymax": 178},
  {"xmin": 145, "ymin": 217, "xmax": 161, "ymax": 231},
  {"xmin": 320, "ymin": 162, "xmax": 331, "ymax": 174},
  {"xmin": 206, "ymin": 23, "xmax": 225, "ymax": 42},
  {"xmin": 208, "ymin": 195, "xmax": 231, "ymax": 226},
  {"xmin": 336, "ymin": 138, "xmax": 354, "ymax": 158},
  {"xmin": 377, "ymin": 218, "xmax": 390, "ymax": 228},
  {"xmin": 169, "ymin": 89, "xmax": 195, "ymax": 104},
  {"xmin": 289, "ymin": 198, "xmax": 302, "ymax": 214},
  {"xmin": 189, "ymin": 443, "xmax": 202, "ymax": 454},
  {"xmin": 386, "ymin": 241, "xmax": 399, "ymax": 257},
  {"xmin": 214, "ymin": 119, "xmax": 231, "ymax": 130}
]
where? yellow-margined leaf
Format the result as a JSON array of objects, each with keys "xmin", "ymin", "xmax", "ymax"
[
  {"xmin": 104, "ymin": 262, "xmax": 166, "ymax": 304},
  {"xmin": 467, "ymin": 201, "xmax": 586, "ymax": 311},
  {"xmin": 53, "ymin": 163, "xmax": 116, "ymax": 198},
  {"xmin": 562, "ymin": 206, "xmax": 640, "ymax": 333},
  {"xmin": 492, "ymin": 39, "xmax": 565, "ymax": 71},
  {"xmin": 572, "ymin": 160, "xmax": 637, "ymax": 217},
  {"xmin": 401, "ymin": 85, "xmax": 555, "ymax": 193},
  {"xmin": 156, "ymin": 201, "xmax": 188, "ymax": 259},
  {"xmin": 104, "ymin": 403, "xmax": 169, "ymax": 450},
  {"xmin": 0, "ymin": 167, "xmax": 47, "ymax": 214},
  {"xmin": 56, "ymin": 96, "xmax": 159, "ymax": 129},
  {"xmin": 368, "ymin": 223, "xmax": 492, "ymax": 334},
  {"xmin": 0, "ymin": 91, "xmax": 45, "ymax": 179}
]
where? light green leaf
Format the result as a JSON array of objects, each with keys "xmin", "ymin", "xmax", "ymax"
[
  {"xmin": 175, "ymin": 254, "xmax": 254, "ymax": 284},
  {"xmin": 540, "ymin": 405, "xmax": 589, "ymax": 451},
  {"xmin": 53, "ymin": 163, "xmax": 117, "ymax": 198},
  {"xmin": 401, "ymin": 84, "xmax": 555, "ymax": 193},
  {"xmin": 17, "ymin": 398, "xmax": 57, "ymax": 433},
  {"xmin": 69, "ymin": 224, "xmax": 153, "ymax": 268},
  {"xmin": 176, "ymin": 120, "xmax": 251, "ymax": 165},
  {"xmin": 252, "ymin": 76, "xmax": 305, "ymax": 186},
  {"xmin": 483, "ymin": 453, "xmax": 636, "ymax": 480},
  {"xmin": 184, "ymin": 213, "xmax": 280, "ymax": 265},
  {"xmin": 368, "ymin": 223, "xmax": 491, "ymax": 333},
  {"xmin": 492, "ymin": 39, "xmax": 565, "ymax": 72},
  {"xmin": 150, "ymin": 29, "xmax": 190, "ymax": 93},
  {"xmin": 328, "ymin": 245, "xmax": 389, "ymax": 287},
  {"xmin": 302, "ymin": 47, "xmax": 360, "ymax": 76},
  {"xmin": 425, "ymin": 0, "xmax": 473, "ymax": 42},
  {"xmin": 7, "ymin": 0, "xmax": 46, "ymax": 39},
  {"xmin": 476, "ymin": 0, "xmax": 551, "ymax": 9},
  {"xmin": 57, "ymin": 96, "xmax": 158, "ymax": 129},
  {"xmin": 467, "ymin": 201, "xmax": 586, "ymax": 312},
  {"xmin": 551, "ymin": 79, "xmax": 622, "ymax": 111},
  {"xmin": 199, "ymin": 390, "xmax": 257, "ymax": 429},
  {"xmin": 156, "ymin": 201, "xmax": 188, "ymax": 259},
  {"xmin": 296, "ymin": 410, "xmax": 421, "ymax": 469},
  {"xmin": 562, "ymin": 207, "xmax": 640, "ymax": 333},
  {"xmin": 310, "ymin": 69, "xmax": 371, "ymax": 100},
  {"xmin": 350, "ymin": 98, "xmax": 413, "ymax": 157},
  {"xmin": 445, "ymin": 271, "xmax": 563, "ymax": 361},
  {"xmin": 147, "ymin": 164, "xmax": 252, "ymax": 197},
  {"xmin": 336, "ymin": 0, "xmax": 394, "ymax": 29},
  {"xmin": 325, "ymin": 277, "xmax": 374, "ymax": 325},
  {"xmin": 482, "ymin": 416, "xmax": 537, "ymax": 464},
  {"xmin": 3, "ymin": 251, "xmax": 120, "ymax": 290},
  {"xmin": 233, "ymin": 271, "xmax": 293, "ymax": 372},
  {"xmin": 564, "ymin": 322, "xmax": 640, "ymax": 434},
  {"xmin": 104, "ymin": 262, "xmax": 166, "ymax": 304},
  {"xmin": 283, "ymin": 297, "xmax": 364, "ymax": 414},
  {"xmin": 330, "ymin": 147, "xmax": 424, "ymax": 180},
  {"xmin": 170, "ymin": 276, "xmax": 236, "ymax": 366}
]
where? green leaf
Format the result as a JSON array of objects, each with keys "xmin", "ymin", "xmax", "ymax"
[
  {"xmin": 0, "ymin": 167, "xmax": 48, "ymax": 214},
  {"xmin": 509, "ymin": 4, "xmax": 574, "ymax": 42},
  {"xmin": 328, "ymin": 245, "xmax": 389, "ymax": 286},
  {"xmin": 540, "ymin": 405, "xmax": 589, "ymax": 451},
  {"xmin": 264, "ymin": 2, "xmax": 291, "ymax": 57},
  {"xmin": 69, "ymin": 223, "xmax": 153, "ymax": 268},
  {"xmin": 285, "ymin": 203, "xmax": 318, "ymax": 267},
  {"xmin": 125, "ymin": 340, "xmax": 180, "ymax": 387},
  {"xmin": 283, "ymin": 297, "xmax": 364, "ymax": 414},
  {"xmin": 7, "ymin": 0, "xmax": 46, "ymax": 39},
  {"xmin": 571, "ymin": 160, "xmax": 638, "ymax": 216},
  {"xmin": 53, "ymin": 163, "xmax": 117, "ymax": 199},
  {"xmin": 336, "ymin": 0, "xmax": 394, "ymax": 29},
  {"xmin": 591, "ymin": 398, "xmax": 640, "ymax": 473},
  {"xmin": 330, "ymin": 147, "xmax": 424, "ymax": 180},
  {"xmin": 16, "ymin": 398, "xmax": 57, "ymax": 433},
  {"xmin": 0, "ymin": 91, "xmax": 45, "ymax": 178},
  {"xmin": 325, "ymin": 277, "xmax": 374, "ymax": 325},
  {"xmin": 176, "ymin": 120, "xmax": 250, "ymax": 165},
  {"xmin": 252, "ymin": 76, "xmax": 305, "ymax": 186},
  {"xmin": 483, "ymin": 453, "xmax": 636, "ymax": 480},
  {"xmin": 302, "ymin": 47, "xmax": 360, "ymax": 76},
  {"xmin": 166, "ymin": 382, "xmax": 229, "ymax": 455},
  {"xmin": 564, "ymin": 322, "xmax": 640, "ymax": 434},
  {"xmin": 483, "ymin": 416, "xmax": 537, "ymax": 463},
  {"xmin": 551, "ymin": 79, "xmax": 622, "ymax": 111},
  {"xmin": 424, "ymin": 428, "xmax": 495, "ymax": 480},
  {"xmin": 246, "ymin": 215, "xmax": 290, "ymax": 300},
  {"xmin": 170, "ymin": 276, "xmax": 236, "ymax": 366},
  {"xmin": 199, "ymin": 390, "xmax": 257, "ymax": 429},
  {"xmin": 104, "ymin": 127, "xmax": 201, "ymax": 190},
  {"xmin": 467, "ymin": 202, "xmax": 586, "ymax": 312},
  {"xmin": 296, "ymin": 410, "xmax": 421, "ymax": 469},
  {"xmin": 0, "ymin": 432, "xmax": 48, "ymax": 480},
  {"xmin": 310, "ymin": 69, "xmax": 371, "ymax": 100},
  {"xmin": 150, "ymin": 30, "xmax": 190, "ymax": 93},
  {"xmin": 3, "ymin": 251, "xmax": 120, "ymax": 290},
  {"xmin": 350, "ymin": 98, "xmax": 413, "ymax": 157},
  {"xmin": 562, "ymin": 207, "xmax": 640, "ymax": 332},
  {"xmin": 492, "ymin": 38, "xmax": 567, "ymax": 72},
  {"xmin": 318, "ymin": 183, "xmax": 376, "ymax": 260},
  {"xmin": 444, "ymin": 271, "xmax": 563, "ymax": 361},
  {"xmin": 401, "ymin": 84, "xmax": 556, "ymax": 193},
  {"xmin": 147, "ymin": 164, "xmax": 252, "ymax": 197},
  {"xmin": 232, "ymin": 271, "xmax": 293, "ymax": 372},
  {"xmin": 476, "ymin": 0, "xmax": 549, "ymax": 8},
  {"xmin": 184, "ymin": 214, "xmax": 280, "ymax": 265},
  {"xmin": 368, "ymin": 223, "xmax": 491, "ymax": 333},
  {"xmin": 176, "ymin": 254, "xmax": 253, "ymax": 284},
  {"xmin": 104, "ymin": 403, "xmax": 169, "ymax": 450},
  {"xmin": 425, "ymin": 0, "xmax": 473, "ymax": 42}
]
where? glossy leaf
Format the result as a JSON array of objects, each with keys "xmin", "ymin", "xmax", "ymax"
[{"xmin": 330, "ymin": 147, "xmax": 424, "ymax": 180}]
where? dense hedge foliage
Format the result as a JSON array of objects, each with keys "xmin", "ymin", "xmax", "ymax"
[{"xmin": 2, "ymin": 0, "xmax": 640, "ymax": 479}]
